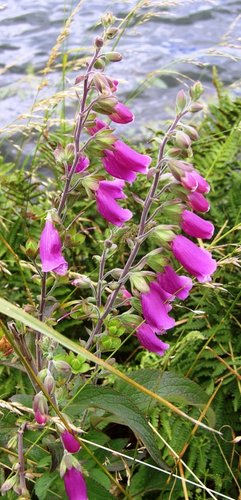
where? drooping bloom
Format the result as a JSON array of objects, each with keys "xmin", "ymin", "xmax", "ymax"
[
  {"xmin": 39, "ymin": 216, "xmax": 68, "ymax": 275},
  {"xmin": 62, "ymin": 431, "xmax": 81, "ymax": 454},
  {"xmin": 64, "ymin": 467, "xmax": 88, "ymax": 500},
  {"xmin": 136, "ymin": 323, "xmax": 169, "ymax": 356},
  {"xmin": 95, "ymin": 179, "xmax": 133, "ymax": 227},
  {"xmin": 187, "ymin": 191, "xmax": 210, "ymax": 212},
  {"xmin": 181, "ymin": 209, "xmax": 214, "ymax": 239},
  {"xmin": 157, "ymin": 265, "xmax": 193, "ymax": 300},
  {"xmin": 181, "ymin": 170, "xmax": 210, "ymax": 193},
  {"xmin": 141, "ymin": 281, "xmax": 175, "ymax": 333},
  {"xmin": 68, "ymin": 155, "xmax": 89, "ymax": 174},
  {"xmin": 171, "ymin": 235, "xmax": 217, "ymax": 282},
  {"xmin": 109, "ymin": 102, "xmax": 134, "ymax": 124},
  {"xmin": 88, "ymin": 119, "xmax": 151, "ymax": 182}
]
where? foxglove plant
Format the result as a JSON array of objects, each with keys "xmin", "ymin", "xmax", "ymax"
[{"xmin": 2, "ymin": 17, "xmax": 219, "ymax": 500}]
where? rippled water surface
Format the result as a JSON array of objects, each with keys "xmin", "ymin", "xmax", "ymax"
[{"xmin": 0, "ymin": 0, "xmax": 240, "ymax": 138}]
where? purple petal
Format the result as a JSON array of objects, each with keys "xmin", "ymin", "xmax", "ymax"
[
  {"xmin": 109, "ymin": 102, "xmax": 134, "ymax": 124},
  {"xmin": 96, "ymin": 179, "xmax": 132, "ymax": 227},
  {"xmin": 114, "ymin": 140, "xmax": 151, "ymax": 173},
  {"xmin": 171, "ymin": 235, "xmax": 217, "ymax": 282},
  {"xmin": 62, "ymin": 431, "xmax": 80, "ymax": 453},
  {"xmin": 157, "ymin": 265, "xmax": 193, "ymax": 300},
  {"xmin": 181, "ymin": 210, "xmax": 214, "ymax": 239},
  {"xmin": 64, "ymin": 467, "xmax": 88, "ymax": 500},
  {"xmin": 187, "ymin": 192, "xmax": 210, "ymax": 212},
  {"xmin": 136, "ymin": 323, "xmax": 169, "ymax": 356},
  {"xmin": 102, "ymin": 151, "xmax": 137, "ymax": 183},
  {"xmin": 39, "ymin": 220, "xmax": 68, "ymax": 275},
  {"xmin": 141, "ymin": 281, "xmax": 175, "ymax": 332}
]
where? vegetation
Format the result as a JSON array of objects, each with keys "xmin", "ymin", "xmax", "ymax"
[{"xmin": 0, "ymin": 4, "xmax": 240, "ymax": 500}]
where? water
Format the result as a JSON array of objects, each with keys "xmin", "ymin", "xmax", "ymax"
[{"xmin": 0, "ymin": 0, "xmax": 240, "ymax": 147}]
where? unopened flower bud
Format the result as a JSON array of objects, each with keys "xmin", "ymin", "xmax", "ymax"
[
  {"xmin": 1, "ymin": 474, "xmax": 17, "ymax": 493},
  {"xmin": 53, "ymin": 359, "xmax": 71, "ymax": 373},
  {"xmin": 44, "ymin": 372, "xmax": 55, "ymax": 395},
  {"xmin": 176, "ymin": 89, "xmax": 187, "ymax": 113},
  {"xmin": 33, "ymin": 392, "xmax": 48, "ymax": 425},
  {"xmin": 25, "ymin": 238, "xmax": 38, "ymax": 258},
  {"xmin": 53, "ymin": 145, "xmax": 65, "ymax": 163},
  {"xmin": 189, "ymin": 81, "xmax": 204, "ymax": 101},
  {"xmin": 94, "ymin": 58, "xmax": 106, "ymax": 70},
  {"xmin": 130, "ymin": 274, "xmax": 150, "ymax": 293},
  {"xmin": 95, "ymin": 36, "xmax": 104, "ymax": 48},
  {"xmin": 7, "ymin": 435, "xmax": 18, "ymax": 449},
  {"xmin": 62, "ymin": 430, "xmax": 81, "ymax": 453},
  {"xmin": 71, "ymin": 274, "xmax": 91, "ymax": 288},
  {"xmin": 104, "ymin": 51, "xmax": 122, "ymax": 62},
  {"xmin": 101, "ymin": 12, "xmax": 115, "ymax": 27},
  {"xmin": 106, "ymin": 27, "xmax": 119, "ymax": 39},
  {"xmin": 175, "ymin": 131, "xmax": 192, "ymax": 149},
  {"xmin": 189, "ymin": 102, "xmax": 203, "ymax": 113},
  {"xmin": 182, "ymin": 125, "xmax": 199, "ymax": 140}
]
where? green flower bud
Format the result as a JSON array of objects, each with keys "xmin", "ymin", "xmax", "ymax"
[
  {"xmin": 53, "ymin": 360, "xmax": 71, "ymax": 373},
  {"xmin": 176, "ymin": 89, "xmax": 187, "ymax": 113},
  {"xmin": 101, "ymin": 336, "xmax": 121, "ymax": 350},
  {"xmin": 1, "ymin": 474, "xmax": 17, "ymax": 493},
  {"xmin": 189, "ymin": 102, "xmax": 203, "ymax": 113},
  {"xmin": 25, "ymin": 238, "xmax": 38, "ymax": 258},
  {"xmin": 104, "ymin": 51, "xmax": 122, "ymax": 62},
  {"xmin": 189, "ymin": 81, "xmax": 204, "ymax": 101},
  {"xmin": 130, "ymin": 274, "xmax": 150, "ymax": 293},
  {"xmin": 175, "ymin": 131, "xmax": 192, "ymax": 149}
]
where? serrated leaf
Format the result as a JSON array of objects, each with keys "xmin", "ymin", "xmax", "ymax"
[
  {"xmin": 34, "ymin": 472, "xmax": 59, "ymax": 500},
  {"xmin": 67, "ymin": 385, "xmax": 168, "ymax": 468},
  {"xmin": 116, "ymin": 369, "xmax": 216, "ymax": 426}
]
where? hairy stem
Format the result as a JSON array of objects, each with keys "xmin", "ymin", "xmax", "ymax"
[{"xmin": 86, "ymin": 111, "xmax": 187, "ymax": 348}]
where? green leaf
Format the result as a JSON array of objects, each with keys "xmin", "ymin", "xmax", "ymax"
[
  {"xmin": 85, "ymin": 477, "xmax": 114, "ymax": 500},
  {"xmin": 117, "ymin": 369, "xmax": 216, "ymax": 426},
  {"xmin": 34, "ymin": 472, "xmax": 59, "ymax": 500},
  {"xmin": 67, "ymin": 385, "xmax": 168, "ymax": 468}
]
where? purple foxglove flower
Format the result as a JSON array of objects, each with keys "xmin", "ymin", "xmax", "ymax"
[
  {"xmin": 96, "ymin": 179, "xmax": 133, "ymax": 227},
  {"xmin": 103, "ymin": 140, "xmax": 151, "ymax": 183},
  {"xmin": 62, "ymin": 431, "xmax": 81, "ymax": 453},
  {"xmin": 171, "ymin": 235, "xmax": 217, "ymax": 282},
  {"xmin": 109, "ymin": 102, "xmax": 134, "ymax": 124},
  {"xmin": 136, "ymin": 323, "xmax": 169, "ymax": 356},
  {"xmin": 64, "ymin": 467, "xmax": 88, "ymax": 500},
  {"xmin": 157, "ymin": 265, "xmax": 193, "ymax": 300},
  {"xmin": 68, "ymin": 155, "xmax": 89, "ymax": 174},
  {"xmin": 141, "ymin": 281, "xmax": 175, "ymax": 333},
  {"xmin": 182, "ymin": 170, "xmax": 210, "ymax": 193},
  {"xmin": 181, "ymin": 209, "xmax": 214, "ymax": 239},
  {"xmin": 39, "ymin": 218, "xmax": 68, "ymax": 275},
  {"xmin": 187, "ymin": 192, "xmax": 210, "ymax": 212}
]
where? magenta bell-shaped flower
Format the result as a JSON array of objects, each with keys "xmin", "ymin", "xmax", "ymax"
[
  {"xmin": 171, "ymin": 235, "xmax": 217, "ymax": 282},
  {"xmin": 62, "ymin": 431, "xmax": 81, "ymax": 453},
  {"xmin": 88, "ymin": 119, "xmax": 151, "ymax": 182},
  {"xmin": 95, "ymin": 179, "xmax": 133, "ymax": 227},
  {"xmin": 68, "ymin": 155, "xmax": 89, "ymax": 173},
  {"xmin": 141, "ymin": 281, "xmax": 175, "ymax": 333},
  {"xmin": 103, "ymin": 139, "xmax": 151, "ymax": 183},
  {"xmin": 157, "ymin": 265, "xmax": 193, "ymax": 300},
  {"xmin": 187, "ymin": 191, "xmax": 210, "ymax": 212},
  {"xmin": 109, "ymin": 102, "xmax": 134, "ymax": 124},
  {"xmin": 39, "ymin": 215, "xmax": 68, "ymax": 275},
  {"xmin": 181, "ymin": 209, "xmax": 214, "ymax": 239},
  {"xmin": 64, "ymin": 467, "xmax": 88, "ymax": 500},
  {"xmin": 181, "ymin": 170, "xmax": 210, "ymax": 193},
  {"xmin": 136, "ymin": 323, "xmax": 169, "ymax": 356}
]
